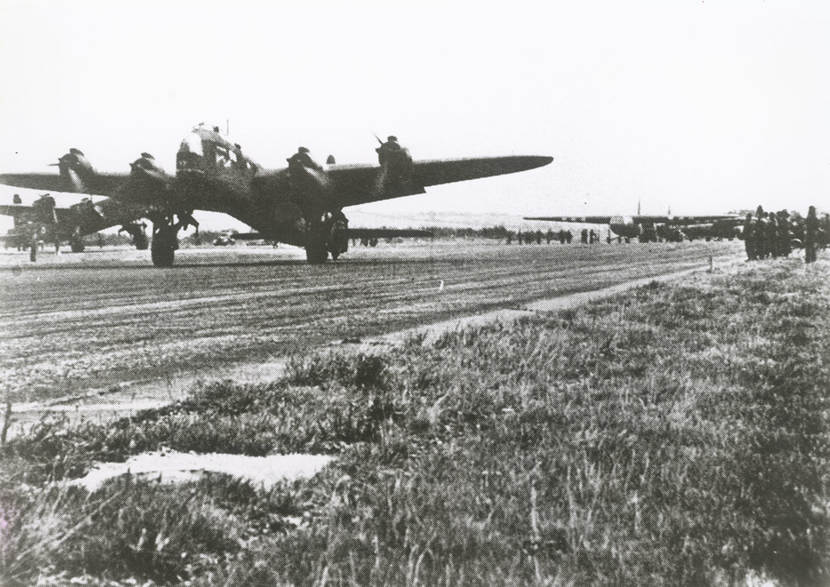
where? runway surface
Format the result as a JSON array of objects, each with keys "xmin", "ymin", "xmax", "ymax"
[{"xmin": 0, "ymin": 239, "xmax": 742, "ymax": 403}]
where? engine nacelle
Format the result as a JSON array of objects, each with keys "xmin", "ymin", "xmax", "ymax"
[
  {"xmin": 129, "ymin": 152, "xmax": 167, "ymax": 183},
  {"xmin": 57, "ymin": 148, "xmax": 96, "ymax": 193},
  {"xmin": 31, "ymin": 194, "xmax": 58, "ymax": 224}
]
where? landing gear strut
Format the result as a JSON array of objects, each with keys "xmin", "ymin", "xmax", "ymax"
[
  {"xmin": 304, "ymin": 211, "xmax": 349, "ymax": 264},
  {"xmin": 120, "ymin": 222, "xmax": 149, "ymax": 250},
  {"xmin": 150, "ymin": 212, "xmax": 197, "ymax": 267}
]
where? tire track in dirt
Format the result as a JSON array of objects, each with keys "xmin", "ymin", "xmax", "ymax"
[{"xmin": 2, "ymin": 251, "xmax": 742, "ymax": 439}]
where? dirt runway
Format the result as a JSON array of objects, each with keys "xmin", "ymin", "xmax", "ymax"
[{"xmin": 0, "ymin": 239, "xmax": 741, "ymax": 404}]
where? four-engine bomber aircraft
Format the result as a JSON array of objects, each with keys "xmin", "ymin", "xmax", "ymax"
[
  {"xmin": 523, "ymin": 212, "xmax": 743, "ymax": 242},
  {"xmin": 0, "ymin": 190, "xmax": 150, "ymax": 259},
  {"xmin": 0, "ymin": 125, "xmax": 552, "ymax": 266}
]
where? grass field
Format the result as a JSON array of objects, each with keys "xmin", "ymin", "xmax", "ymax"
[
  {"xmin": 0, "ymin": 240, "xmax": 737, "ymax": 402},
  {"xmin": 1, "ymin": 256, "xmax": 826, "ymax": 585}
]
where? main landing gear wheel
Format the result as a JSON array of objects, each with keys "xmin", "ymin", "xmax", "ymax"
[
  {"xmin": 70, "ymin": 240, "xmax": 85, "ymax": 253},
  {"xmin": 305, "ymin": 239, "xmax": 328, "ymax": 264},
  {"xmin": 135, "ymin": 232, "xmax": 149, "ymax": 250},
  {"xmin": 151, "ymin": 225, "xmax": 178, "ymax": 267}
]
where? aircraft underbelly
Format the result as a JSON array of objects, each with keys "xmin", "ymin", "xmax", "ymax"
[{"xmin": 175, "ymin": 173, "xmax": 253, "ymax": 217}]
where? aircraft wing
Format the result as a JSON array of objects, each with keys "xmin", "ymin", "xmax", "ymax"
[
  {"xmin": 327, "ymin": 156, "xmax": 553, "ymax": 207},
  {"xmin": 0, "ymin": 203, "xmax": 76, "ymax": 219},
  {"xmin": 0, "ymin": 172, "xmax": 129, "ymax": 196},
  {"xmin": 344, "ymin": 228, "xmax": 433, "ymax": 239},
  {"xmin": 524, "ymin": 216, "xmax": 613, "ymax": 224},
  {"xmin": 0, "ymin": 204, "xmax": 35, "ymax": 218},
  {"xmin": 659, "ymin": 215, "xmax": 741, "ymax": 225},
  {"xmin": 233, "ymin": 228, "xmax": 433, "ymax": 240},
  {"xmin": 525, "ymin": 214, "xmax": 741, "ymax": 225}
]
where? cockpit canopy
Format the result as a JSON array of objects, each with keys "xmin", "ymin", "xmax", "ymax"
[{"xmin": 176, "ymin": 125, "xmax": 257, "ymax": 174}]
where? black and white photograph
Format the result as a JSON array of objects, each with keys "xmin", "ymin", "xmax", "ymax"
[{"xmin": 0, "ymin": 0, "xmax": 827, "ymax": 584}]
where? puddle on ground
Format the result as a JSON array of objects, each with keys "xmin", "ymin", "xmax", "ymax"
[{"xmin": 71, "ymin": 451, "xmax": 334, "ymax": 492}]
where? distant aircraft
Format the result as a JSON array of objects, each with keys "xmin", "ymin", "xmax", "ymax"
[
  {"xmin": 0, "ymin": 191, "xmax": 150, "ymax": 260},
  {"xmin": 0, "ymin": 125, "xmax": 552, "ymax": 266},
  {"xmin": 523, "ymin": 212, "xmax": 742, "ymax": 242}
]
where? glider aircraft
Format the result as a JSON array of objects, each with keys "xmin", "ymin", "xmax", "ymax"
[
  {"xmin": 0, "ymin": 125, "xmax": 552, "ymax": 266},
  {"xmin": 523, "ymin": 212, "xmax": 742, "ymax": 242}
]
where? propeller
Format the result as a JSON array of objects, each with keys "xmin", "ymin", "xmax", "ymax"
[{"xmin": 49, "ymin": 148, "xmax": 96, "ymax": 193}]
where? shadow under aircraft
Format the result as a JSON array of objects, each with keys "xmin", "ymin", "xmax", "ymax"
[{"xmin": 0, "ymin": 125, "xmax": 552, "ymax": 266}]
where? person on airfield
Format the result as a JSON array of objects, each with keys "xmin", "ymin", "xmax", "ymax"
[
  {"xmin": 743, "ymin": 213, "xmax": 755, "ymax": 261},
  {"xmin": 777, "ymin": 210, "xmax": 791, "ymax": 257},
  {"xmin": 766, "ymin": 213, "xmax": 779, "ymax": 258},
  {"xmin": 805, "ymin": 205, "xmax": 819, "ymax": 263},
  {"xmin": 287, "ymin": 146, "xmax": 323, "ymax": 171},
  {"xmin": 376, "ymin": 136, "xmax": 402, "ymax": 166},
  {"xmin": 755, "ymin": 210, "xmax": 768, "ymax": 259},
  {"xmin": 517, "ymin": 230, "xmax": 523, "ymax": 245}
]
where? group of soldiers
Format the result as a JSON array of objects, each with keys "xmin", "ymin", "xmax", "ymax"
[
  {"xmin": 507, "ymin": 229, "xmax": 573, "ymax": 245},
  {"xmin": 743, "ymin": 205, "xmax": 825, "ymax": 263}
]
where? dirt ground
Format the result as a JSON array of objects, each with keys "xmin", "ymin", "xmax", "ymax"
[{"xmin": 0, "ymin": 239, "xmax": 741, "ymax": 410}]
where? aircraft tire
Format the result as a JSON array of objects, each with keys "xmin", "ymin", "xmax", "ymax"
[
  {"xmin": 305, "ymin": 241, "xmax": 328, "ymax": 264},
  {"xmin": 71, "ymin": 241, "xmax": 85, "ymax": 253},
  {"xmin": 151, "ymin": 239, "xmax": 176, "ymax": 267}
]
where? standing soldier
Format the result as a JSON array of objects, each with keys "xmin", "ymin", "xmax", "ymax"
[
  {"xmin": 287, "ymin": 146, "xmax": 323, "ymax": 171},
  {"xmin": 535, "ymin": 230, "xmax": 542, "ymax": 245},
  {"xmin": 756, "ymin": 211, "xmax": 768, "ymax": 259},
  {"xmin": 777, "ymin": 210, "xmax": 791, "ymax": 258},
  {"xmin": 766, "ymin": 213, "xmax": 779, "ymax": 258},
  {"xmin": 743, "ymin": 213, "xmax": 755, "ymax": 261},
  {"xmin": 505, "ymin": 232, "xmax": 512, "ymax": 245},
  {"xmin": 546, "ymin": 229, "xmax": 553, "ymax": 244},
  {"xmin": 376, "ymin": 136, "xmax": 402, "ymax": 165},
  {"xmin": 805, "ymin": 206, "xmax": 818, "ymax": 263}
]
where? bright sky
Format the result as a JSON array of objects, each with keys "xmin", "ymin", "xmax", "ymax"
[{"xmin": 1, "ymin": 0, "xmax": 828, "ymax": 231}]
